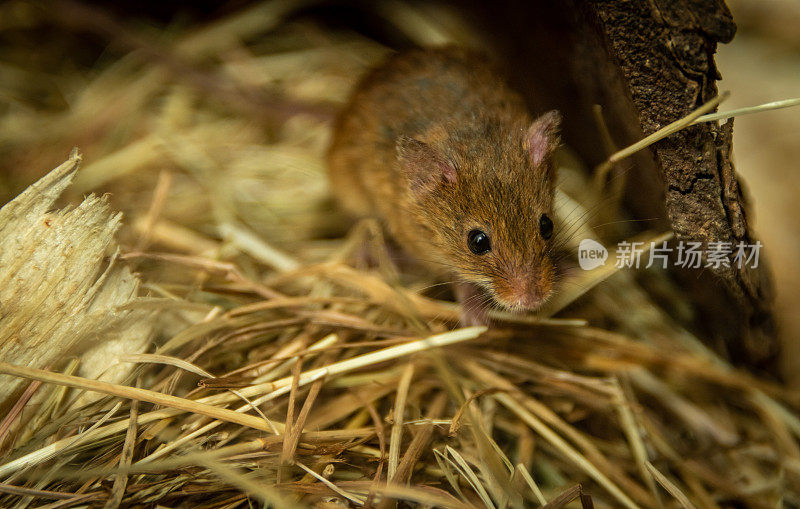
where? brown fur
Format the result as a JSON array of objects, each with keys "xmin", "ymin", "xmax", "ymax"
[{"xmin": 328, "ymin": 47, "xmax": 560, "ymax": 311}]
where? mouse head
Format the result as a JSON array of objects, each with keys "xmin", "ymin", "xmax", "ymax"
[{"xmin": 397, "ymin": 110, "xmax": 561, "ymax": 311}]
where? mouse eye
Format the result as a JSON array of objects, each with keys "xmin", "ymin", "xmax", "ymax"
[
  {"xmin": 539, "ymin": 214, "xmax": 554, "ymax": 240},
  {"xmin": 467, "ymin": 229, "xmax": 491, "ymax": 255}
]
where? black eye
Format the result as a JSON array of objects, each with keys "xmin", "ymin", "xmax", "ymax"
[
  {"xmin": 467, "ymin": 229, "xmax": 491, "ymax": 255},
  {"xmin": 539, "ymin": 214, "xmax": 554, "ymax": 240}
]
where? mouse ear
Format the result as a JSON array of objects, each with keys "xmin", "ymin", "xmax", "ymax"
[
  {"xmin": 526, "ymin": 110, "xmax": 561, "ymax": 168},
  {"xmin": 396, "ymin": 136, "xmax": 457, "ymax": 193}
]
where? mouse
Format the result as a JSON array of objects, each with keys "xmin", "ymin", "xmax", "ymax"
[{"xmin": 327, "ymin": 47, "xmax": 561, "ymax": 325}]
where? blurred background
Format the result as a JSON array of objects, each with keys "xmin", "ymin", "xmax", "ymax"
[
  {"xmin": 0, "ymin": 0, "xmax": 798, "ymax": 379},
  {"xmin": 718, "ymin": 0, "xmax": 800, "ymax": 382}
]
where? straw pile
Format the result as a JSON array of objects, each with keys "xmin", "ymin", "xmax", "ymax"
[{"xmin": 0, "ymin": 1, "xmax": 798, "ymax": 507}]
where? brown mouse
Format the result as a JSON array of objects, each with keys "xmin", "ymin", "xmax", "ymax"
[{"xmin": 328, "ymin": 47, "xmax": 561, "ymax": 324}]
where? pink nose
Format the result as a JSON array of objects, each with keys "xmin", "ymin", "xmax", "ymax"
[
  {"xmin": 504, "ymin": 276, "xmax": 552, "ymax": 310},
  {"xmin": 510, "ymin": 287, "xmax": 544, "ymax": 309}
]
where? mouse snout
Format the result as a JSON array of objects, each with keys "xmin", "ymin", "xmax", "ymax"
[{"xmin": 495, "ymin": 272, "xmax": 553, "ymax": 311}]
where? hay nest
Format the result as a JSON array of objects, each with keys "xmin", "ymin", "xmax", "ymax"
[{"xmin": 0, "ymin": 2, "xmax": 798, "ymax": 508}]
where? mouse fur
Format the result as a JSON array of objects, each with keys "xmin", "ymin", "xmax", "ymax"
[{"xmin": 328, "ymin": 46, "xmax": 561, "ymax": 323}]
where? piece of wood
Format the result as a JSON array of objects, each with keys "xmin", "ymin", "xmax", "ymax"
[
  {"xmin": 0, "ymin": 150, "xmax": 153, "ymax": 411},
  {"xmin": 589, "ymin": 0, "xmax": 776, "ymax": 370}
]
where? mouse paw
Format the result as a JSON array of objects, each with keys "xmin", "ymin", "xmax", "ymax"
[{"xmin": 454, "ymin": 281, "xmax": 491, "ymax": 327}]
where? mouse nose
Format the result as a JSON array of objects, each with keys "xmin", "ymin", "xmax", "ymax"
[
  {"xmin": 510, "ymin": 287, "xmax": 544, "ymax": 309},
  {"xmin": 505, "ymin": 276, "xmax": 553, "ymax": 310}
]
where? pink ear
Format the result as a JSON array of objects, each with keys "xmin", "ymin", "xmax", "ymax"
[
  {"xmin": 526, "ymin": 110, "xmax": 561, "ymax": 167},
  {"xmin": 396, "ymin": 136, "xmax": 457, "ymax": 192}
]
